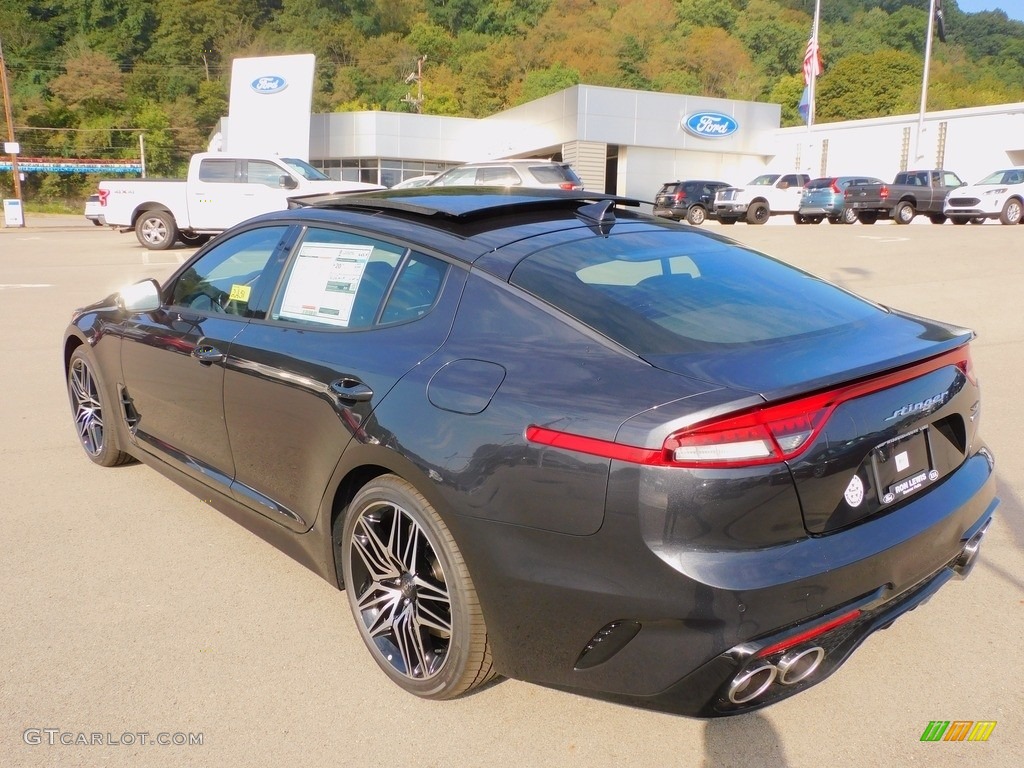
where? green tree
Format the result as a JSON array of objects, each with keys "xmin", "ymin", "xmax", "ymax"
[{"xmin": 816, "ymin": 50, "xmax": 921, "ymax": 120}]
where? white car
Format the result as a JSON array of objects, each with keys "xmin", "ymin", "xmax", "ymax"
[
  {"xmin": 390, "ymin": 174, "xmax": 437, "ymax": 189},
  {"xmin": 83, "ymin": 193, "xmax": 104, "ymax": 226},
  {"xmin": 944, "ymin": 168, "xmax": 1024, "ymax": 225}
]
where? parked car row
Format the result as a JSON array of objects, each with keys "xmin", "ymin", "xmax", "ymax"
[{"xmin": 653, "ymin": 167, "xmax": 1024, "ymax": 226}]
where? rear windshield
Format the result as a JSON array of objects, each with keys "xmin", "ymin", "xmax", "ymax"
[
  {"xmin": 510, "ymin": 230, "xmax": 879, "ymax": 354},
  {"xmin": 804, "ymin": 178, "xmax": 836, "ymax": 189},
  {"xmin": 530, "ymin": 164, "xmax": 582, "ymax": 185}
]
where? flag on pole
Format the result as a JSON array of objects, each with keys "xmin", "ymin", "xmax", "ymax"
[
  {"xmin": 799, "ymin": 28, "xmax": 823, "ymax": 124},
  {"xmin": 935, "ymin": 0, "xmax": 947, "ymax": 43}
]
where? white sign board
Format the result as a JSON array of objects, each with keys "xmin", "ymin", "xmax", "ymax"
[
  {"xmin": 4, "ymin": 199, "xmax": 25, "ymax": 227},
  {"xmin": 227, "ymin": 54, "xmax": 315, "ymax": 160},
  {"xmin": 3, "ymin": 142, "xmax": 20, "ymax": 154}
]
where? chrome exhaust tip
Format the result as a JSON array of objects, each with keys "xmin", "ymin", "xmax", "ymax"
[
  {"xmin": 777, "ymin": 646, "xmax": 825, "ymax": 685},
  {"xmin": 727, "ymin": 664, "xmax": 777, "ymax": 705},
  {"xmin": 954, "ymin": 519, "xmax": 991, "ymax": 580}
]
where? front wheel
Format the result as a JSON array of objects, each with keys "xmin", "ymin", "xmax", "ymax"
[
  {"xmin": 999, "ymin": 198, "xmax": 1022, "ymax": 225},
  {"xmin": 338, "ymin": 475, "xmax": 495, "ymax": 699},
  {"xmin": 135, "ymin": 210, "xmax": 178, "ymax": 250},
  {"xmin": 893, "ymin": 201, "xmax": 915, "ymax": 225},
  {"xmin": 747, "ymin": 202, "xmax": 770, "ymax": 225},
  {"xmin": 841, "ymin": 206, "xmax": 859, "ymax": 225},
  {"xmin": 951, "ymin": 217, "xmax": 969, "ymax": 225},
  {"xmin": 685, "ymin": 205, "xmax": 707, "ymax": 225},
  {"xmin": 67, "ymin": 347, "xmax": 133, "ymax": 467}
]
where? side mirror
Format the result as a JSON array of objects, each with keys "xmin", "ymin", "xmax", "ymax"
[
  {"xmin": 117, "ymin": 279, "xmax": 161, "ymax": 313},
  {"xmin": 279, "ymin": 175, "xmax": 299, "ymax": 190}
]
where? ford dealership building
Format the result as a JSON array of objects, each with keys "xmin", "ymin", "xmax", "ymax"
[{"xmin": 219, "ymin": 57, "xmax": 1024, "ymax": 200}]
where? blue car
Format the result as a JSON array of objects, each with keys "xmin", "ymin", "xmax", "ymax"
[{"xmin": 798, "ymin": 176, "xmax": 883, "ymax": 224}]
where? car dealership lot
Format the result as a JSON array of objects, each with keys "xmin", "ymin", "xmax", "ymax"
[{"xmin": 2, "ymin": 217, "xmax": 1021, "ymax": 767}]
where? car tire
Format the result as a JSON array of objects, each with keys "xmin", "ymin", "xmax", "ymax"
[
  {"xmin": 857, "ymin": 212, "xmax": 878, "ymax": 225},
  {"xmin": 67, "ymin": 346, "xmax": 134, "ymax": 467},
  {"xmin": 999, "ymin": 198, "xmax": 1022, "ymax": 225},
  {"xmin": 929, "ymin": 214, "xmax": 946, "ymax": 225},
  {"xmin": 809, "ymin": 216, "xmax": 824, "ymax": 224},
  {"xmin": 827, "ymin": 216, "xmax": 841, "ymax": 225},
  {"xmin": 793, "ymin": 213, "xmax": 808, "ymax": 224},
  {"xmin": 718, "ymin": 216, "xmax": 737, "ymax": 225},
  {"xmin": 135, "ymin": 210, "xmax": 178, "ymax": 250},
  {"xmin": 969, "ymin": 217, "xmax": 987, "ymax": 225},
  {"xmin": 178, "ymin": 232, "xmax": 211, "ymax": 247},
  {"xmin": 894, "ymin": 201, "xmax": 915, "ymax": 225},
  {"xmin": 841, "ymin": 207, "xmax": 858, "ymax": 225},
  {"xmin": 338, "ymin": 474, "xmax": 495, "ymax": 699},
  {"xmin": 951, "ymin": 217, "xmax": 969, "ymax": 225},
  {"xmin": 747, "ymin": 202, "xmax": 770, "ymax": 225},
  {"xmin": 686, "ymin": 206, "xmax": 707, "ymax": 226}
]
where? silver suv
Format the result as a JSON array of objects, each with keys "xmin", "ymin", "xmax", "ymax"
[{"xmin": 427, "ymin": 159, "xmax": 584, "ymax": 190}]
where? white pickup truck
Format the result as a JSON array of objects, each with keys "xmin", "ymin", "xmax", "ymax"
[
  {"xmin": 713, "ymin": 173, "xmax": 811, "ymax": 225},
  {"xmin": 95, "ymin": 153, "xmax": 381, "ymax": 249}
]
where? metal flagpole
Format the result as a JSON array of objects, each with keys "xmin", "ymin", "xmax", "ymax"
[
  {"xmin": 808, "ymin": 0, "xmax": 822, "ymax": 130},
  {"xmin": 916, "ymin": 0, "xmax": 938, "ymax": 161}
]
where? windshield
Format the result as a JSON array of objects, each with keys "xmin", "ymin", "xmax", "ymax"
[
  {"xmin": 976, "ymin": 169, "xmax": 1024, "ymax": 185},
  {"xmin": 748, "ymin": 175, "xmax": 780, "ymax": 186},
  {"xmin": 282, "ymin": 158, "xmax": 331, "ymax": 181}
]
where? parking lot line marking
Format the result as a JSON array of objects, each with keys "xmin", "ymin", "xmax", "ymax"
[{"xmin": 0, "ymin": 283, "xmax": 53, "ymax": 289}]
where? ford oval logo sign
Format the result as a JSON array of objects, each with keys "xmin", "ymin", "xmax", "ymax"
[
  {"xmin": 251, "ymin": 76, "xmax": 287, "ymax": 95},
  {"xmin": 683, "ymin": 112, "xmax": 739, "ymax": 139}
]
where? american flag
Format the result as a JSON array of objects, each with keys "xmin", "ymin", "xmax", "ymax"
[{"xmin": 802, "ymin": 34, "xmax": 822, "ymax": 86}]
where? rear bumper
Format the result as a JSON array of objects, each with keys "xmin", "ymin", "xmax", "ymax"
[{"xmin": 452, "ymin": 447, "xmax": 997, "ymax": 716}]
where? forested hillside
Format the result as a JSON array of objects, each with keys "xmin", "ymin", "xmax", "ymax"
[{"xmin": 1, "ymin": 0, "xmax": 1022, "ymax": 201}]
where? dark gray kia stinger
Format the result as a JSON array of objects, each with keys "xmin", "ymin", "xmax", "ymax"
[{"xmin": 63, "ymin": 189, "xmax": 997, "ymax": 716}]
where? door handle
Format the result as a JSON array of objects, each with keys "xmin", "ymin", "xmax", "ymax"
[
  {"xmin": 330, "ymin": 378, "xmax": 373, "ymax": 404},
  {"xmin": 192, "ymin": 345, "xmax": 225, "ymax": 364}
]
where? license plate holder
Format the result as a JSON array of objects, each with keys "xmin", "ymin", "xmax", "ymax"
[{"xmin": 871, "ymin": 427, "xmax": 936, "ymax": 505}]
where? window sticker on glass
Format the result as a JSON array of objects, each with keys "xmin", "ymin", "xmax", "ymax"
[
  {"xmin": 278, "ymin": 243, "xmax": 373, "ymax": 327},
  {"xmin": 229, "ymin": 284, "xmax": 252, "ymax": 303}
]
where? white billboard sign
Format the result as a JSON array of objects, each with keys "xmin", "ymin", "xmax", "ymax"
[{"xmin": 227, "ymin": 54, "xmax": 315, "ymax": 160}]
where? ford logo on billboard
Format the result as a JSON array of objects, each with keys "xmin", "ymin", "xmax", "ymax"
[
  {"xmin": 683, "ymin": 112, "xmax": 739, "ymax": 139},
  {"xmin": 251, "ymin": 76, "xmax": 287, "ymax": 95}
]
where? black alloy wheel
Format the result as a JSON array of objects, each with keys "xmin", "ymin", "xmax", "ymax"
[
  {"xmin": 338, "ymin": 475, "xmax": 495, "ymax": 699},
  {"xmin": 747, "ymin": 202, "xmax": 770, "ymax": 225},
  {"xmin": 67, "ymin": 347, "xmax": 133, "ymax": 467}
]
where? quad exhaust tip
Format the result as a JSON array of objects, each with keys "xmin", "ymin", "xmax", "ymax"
[{"xmin": 727, "ymin": 646, "xmax": 827, "ymax": 705}]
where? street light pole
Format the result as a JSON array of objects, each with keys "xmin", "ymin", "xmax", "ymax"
[{"xmin": 0, "ymin": 34, "xmax": 24, "ymax": 202}]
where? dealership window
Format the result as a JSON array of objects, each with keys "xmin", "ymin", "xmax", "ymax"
[{"xmin": 312, "ymin": 157, "xmax": 454, "ymax": 185}]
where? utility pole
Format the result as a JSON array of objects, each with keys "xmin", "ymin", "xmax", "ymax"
[
  {"xmin": 402, "ymin": 56, "xmax": 427, "ymax": 114},
  {"xmin": 916, "ymin": 0, "xmax": 938, "ymax": 161},
  {"xmin": 0, "ymin": 34, "xmax": 24, "ymax": 203}
]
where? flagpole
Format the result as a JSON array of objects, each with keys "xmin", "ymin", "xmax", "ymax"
[
  {"xmin": 808, "ymin": 0, "xmax": 821, "ymax": 130},
  {"xmin": 916, "ymin": 0, "xmax": 938, "ymax": 161}
]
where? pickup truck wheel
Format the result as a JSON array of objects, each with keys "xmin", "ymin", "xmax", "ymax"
[
  {"xmin": 747, "ymin": 202, "xmax": 770, "ymax": 225},
  {"xmin": 686, "ymin": 206, "xmax": 707, "ymax": 225},
  {"xmin": 999, "ymin": 198, "xmax": 1022, "ymax": 225},
  {"xmin": 135, "ymin": 210, "xmax": 178, "ymax": 250},
  {"xmin": 857, "ymin": 212, "xmax": 878, "ymax": 225},
  {"xmin": 893, "ymin": 201, "xmax": 915, "ymax": 225},
  {"xmin": 841, "ymin": 207, "xmax": 859, "ymax": 225}
]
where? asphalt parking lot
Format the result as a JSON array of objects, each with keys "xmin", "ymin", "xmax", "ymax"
[{"xmin": 1, "ymin": 214, "xmax": 1021, "ymax": 767}]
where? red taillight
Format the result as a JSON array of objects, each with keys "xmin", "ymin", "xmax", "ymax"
[
  {"xmin": 558, "ymin": 182, "xmax": 581, "ymax": 190},
  {"xmin": 879, "ymin": 185, "xmax": 889, "ymax": 200},
  {"xmin": 525, "ymin": 345, "xmax": 972, "ymax": 469},
  {"xmin": 830, "ymin": 179, "xmax": 841, "ymax": 194},
  {"xmin": 674, "ymin": 190, "xmax": 687, "ymax": 202},
  {"xmin": 97, "ymin": 189, "xmax": 109, "ymax": 206},
  {"xmin": 755, "ymin": 609, "xmax": 862, "ymax": 658}
]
